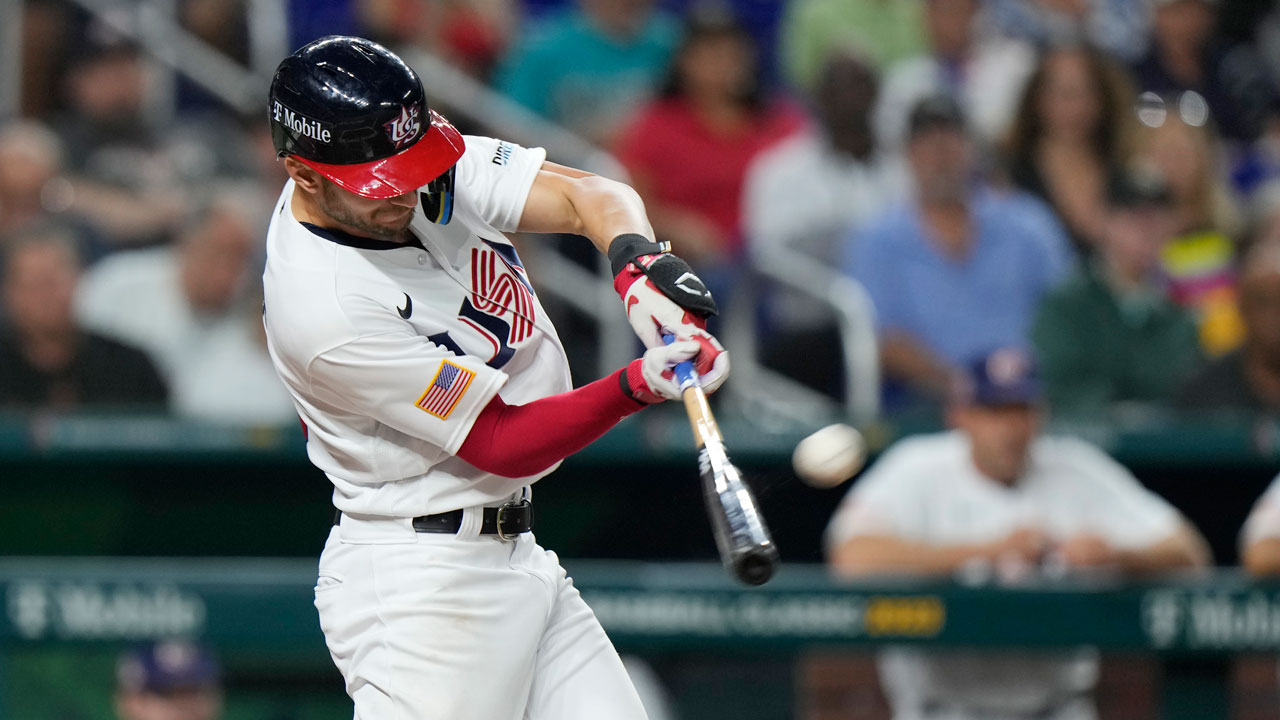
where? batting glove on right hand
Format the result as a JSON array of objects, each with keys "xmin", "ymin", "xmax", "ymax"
[
  {"xmin": 622, "ymin": 340, "xmax": 714, "ymax": 404},
  {"xmin": 609, "ymin": 233, "xmax": 729, "ymax": 384}
]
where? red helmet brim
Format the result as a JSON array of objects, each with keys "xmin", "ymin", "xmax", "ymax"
[{"xmin": 295, "ymin": 110, "xmax": 465, "ymax": 199}]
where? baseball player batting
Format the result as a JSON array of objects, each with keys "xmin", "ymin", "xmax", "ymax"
[{"xmin": 262, "ymin": 36, "xmax": 729, "ymax": 719}]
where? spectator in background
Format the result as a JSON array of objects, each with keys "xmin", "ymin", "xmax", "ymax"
[
  {"xmin": 241, "ymin": 112, "xmax": 294, "ymax": 192},
  {"xmin": 826, "ymin": 347, "xmax": 1208, "ymax": 720},
  {"xmin": 0, "ymin": 228, "xmax": 167, "ymax": 409},
  {"xmin": 1131, "ymin": 0, "xmax": 1279, "ymax": 144},
  {"xmin": 1255, "ymin": 182, "xmax": 1280, "ymax": 248},
  {"xmin": 0, "ymin": 121, "xmax": 63, "ymax": 237},
  {"xmin": 115, "ymin": 640, "xmax": 222, "ymax": 720},
  {"xmin": 979, "ymin": 0, "xmax": 1151, "ymax": 63},
  {"xmin": 496, "ymin": 0, "xmax": 679, "ymax": 143},
  {"xmin": 873, "ymin": 0, "xmax": 1035, "ymax": 156},
  {"xmin": 1134, "ymin": 102, "xmax": 1246, "ymax": 354},
  {"xmin": 0, "ymin": 119, "xmax": 118, "ymax": 264},
  {"xmin": 175, "ymin": 0, "xmax": 251, "ymax": 112},
  {"xmin": 1261, "ymin": 2, "xmax": 1280, "ymax": 69},
  {"xmin": 51, "ymin": 35, "xmax": 189, "ymax": 249},
  {"xmin": 1003, "ymin": 44, "xmax": 1136, "ymax": 255},
  {"xmin": 1179, "ymin": 239, "xmax": 1280, "ymax": 414},
  {"xmin": 17, "ymin": 0, "xmax": 78, "ymax": 118},
  {"xmin": 744, "ymin": 47, "xmax": 887, "ymax": 261},
  {"xmin": 616, "ymin": 9, "xmax": 805, "ymax": 292},
  {"xmin": 1241, "ymin": 471, "xmax": 1280, "ymax": 576},
  {"xmin": 779, "ymin": 0, "xmax": 926, "ymax": 89},
  {"xmin": 1134, "ymin": 94, "xmax": 1244, "ymax": 238},
  {"xmin": 848, "ymin": 95, "xmax": 1071, "ymax": 408},
  {"xmin": 1033, "ymin": 168, "xmax": 1201, "ymax": 420},
  {"xmin": 358, "ymin": 0, "xmax": 516, "ymax": 80},
  {"xmin": 74, "ymin": 187, "xmax": 295, "ymax": 425},
  {"xmin": 742, "ymin": 49, "xmax": 887, "ymax": 396}
]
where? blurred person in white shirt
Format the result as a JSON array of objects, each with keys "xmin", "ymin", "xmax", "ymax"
[
  {"xmin": 826, "ymin": 346, "xmax": 1208, "ymax": 720},
  {"xmin": 74, "ymin": 186, "xmax": 295, "ymax": 425},
  {"xmin": 873, "ymin": 0, "xmax": 1036, "ymax": 157},
  {"xmin": 1239, "ymin": 472, "xmax": 1280, "ymax": 575},
  {"xmin": 741, "ymin": 48, "xmax": 892, "ymax": 397}
]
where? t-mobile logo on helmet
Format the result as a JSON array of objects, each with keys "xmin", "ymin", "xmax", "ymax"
[
  {"xmin": 384, "ymin": 105, "xmax": 421, "ymax": 149},
  {"xmin": 273, "ymin": 100, "xmax": 332, "ymax": 143}
]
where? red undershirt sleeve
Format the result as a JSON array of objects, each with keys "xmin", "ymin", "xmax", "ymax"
[{"xmin": 456, "ymin": 367, "xmax": 646, "ymax": 477}]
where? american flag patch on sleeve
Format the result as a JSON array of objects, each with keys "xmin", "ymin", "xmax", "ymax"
[{"xmin": 416, "ymin": 360, "xmax": 475, "ymax": 419}]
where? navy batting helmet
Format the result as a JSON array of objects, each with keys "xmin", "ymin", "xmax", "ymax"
[{"xmin": 269, "ymin": 36, "xmax": 464, "ymax": 200}]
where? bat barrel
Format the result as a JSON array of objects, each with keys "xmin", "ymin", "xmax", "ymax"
[
  {"xmin": 701, "ymin": 446, "xmax": 779, "ymax": 585},
  {"xmin": 665, "ymin": 335, "xmax": 780, "ymax": 587}
]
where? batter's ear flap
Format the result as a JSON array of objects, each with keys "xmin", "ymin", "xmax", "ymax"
[
  {"xmin": 420, "ymin": 164, "xmax": 457, "ymax": 225},
  {"xmin": 419, "ymin": 190, "xmax": 452, "ymax": 224}
]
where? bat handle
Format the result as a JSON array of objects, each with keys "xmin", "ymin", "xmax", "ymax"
[{"xmin": 662, "ymin": 333, "xmax": 699, "ymax": 391}]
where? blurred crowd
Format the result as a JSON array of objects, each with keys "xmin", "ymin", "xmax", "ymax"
[
  {"xmin": 4, "ymin": 3, "xmax": 1280, "ymax": 717},
  {"xmin": 2, "ymin": 0, "xmax": 1280, "ymax": 427}
]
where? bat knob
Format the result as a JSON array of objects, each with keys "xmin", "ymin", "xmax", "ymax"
[{"xmin": 733, "ymin": 548, "xmax": 779, "ymax": 586}]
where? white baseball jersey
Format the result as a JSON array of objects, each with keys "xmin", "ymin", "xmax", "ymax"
[
  {"xmin": 1240, "ymin": 472, "xmax": 1280, "ymax": 549},
  {"xmin": 826, "ymin": 431, "xmax": 1181, "ymax": 718},
  {"xmin": 263, "ymin": 135, "xmax": 572, "ymax": 518}
]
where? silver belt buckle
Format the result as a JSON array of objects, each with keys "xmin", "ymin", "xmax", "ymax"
[{"xmin": 495, "ymin": 499, "xmax": 529, "ymax": 541}]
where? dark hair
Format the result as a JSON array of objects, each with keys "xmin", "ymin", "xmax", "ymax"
[
  {"xmin": 1004, "ymin": 43, "xmax": 1134, "ymax": 167},
  {"xmin": 659, "ymin": 7, "xmax": 765, "ymax": 112}
]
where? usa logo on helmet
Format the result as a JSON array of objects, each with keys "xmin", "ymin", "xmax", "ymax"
[{"xmin": 384, "ymin": 105, "xmax": 421, "ymax": 149}]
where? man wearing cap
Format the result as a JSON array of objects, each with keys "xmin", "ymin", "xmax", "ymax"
[
  {"xmin": 825, "ymin": 347, "xmax": 1208, "ymax": 720},
  {"xmin": 114, "ymin": 641, "xmax": 222, "ymax": 720},
  {"xmin": 845, "ymin": 93, "xmax": 1071, "ymax": 409},
  {"xmin": 1032, "ymin": 168, "xmax": 1201, "ymax": 420},
  {"xmin": 263, "ymin": 36, "xmax": 728, "ymax": 719}
]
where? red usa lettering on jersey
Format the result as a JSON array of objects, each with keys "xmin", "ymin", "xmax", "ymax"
[
  {"xmin": 470, "ymin": 245, "xmax": 534, "ymax": 342},
  {"xmin": 457, "ymin": 240, "xmax": 536, "ymax": 369}
]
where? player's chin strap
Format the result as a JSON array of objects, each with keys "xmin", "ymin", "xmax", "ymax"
[{"xmin": 419, "ymin": 164, "xmax": 457, "ymax": 225}]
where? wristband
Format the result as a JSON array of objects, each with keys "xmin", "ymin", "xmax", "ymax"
[
  {"xmin": 608, "ymin": 233, "xmax": 670, "ymax": 277},
  {"xmin": 619, "ymin": 364, "xmax": 641, "ymax": 403},
  {"xmin": 619, "ymin": 360, "xmax": 660, "ymax": 405}
]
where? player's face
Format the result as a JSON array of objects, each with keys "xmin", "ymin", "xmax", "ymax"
[
  {"xmin": 317, "ymin": 179, "xmax": 419, "ymax": 241},
  {"xmin": 955, "ymin": 404, "xmax": 1038, "ymax": 484}
]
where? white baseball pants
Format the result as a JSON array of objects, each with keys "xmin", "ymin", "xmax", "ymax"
[{"xmin": 314, "ymin": 513, "xmax": 649, "ymax": 720}]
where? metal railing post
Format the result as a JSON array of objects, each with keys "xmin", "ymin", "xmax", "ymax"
[
  {"xmin": 724, "ymin": 251, "xmax": 881, "ymax": 423},
  {"xmin": 246, "ymin": 0, "xmax": 289, "ymax": 79},
  {"xmin": 65, "ymin": 0, "xmax": 263, "ymax": 114}
]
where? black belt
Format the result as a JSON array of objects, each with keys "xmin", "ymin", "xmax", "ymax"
[{"xmin": 333, "ymin": 500, "xmax": 533, "ymax": 540}]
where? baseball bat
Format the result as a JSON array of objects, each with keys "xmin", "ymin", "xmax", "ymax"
[{"xmin": 665, "ymin": 335, "xmax": 779, "ymax": 586}]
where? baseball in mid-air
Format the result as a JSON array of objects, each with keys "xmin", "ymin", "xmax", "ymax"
[{"xmin": 792, "ymin": 423, "xmax": 867, "ymax": 488}]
